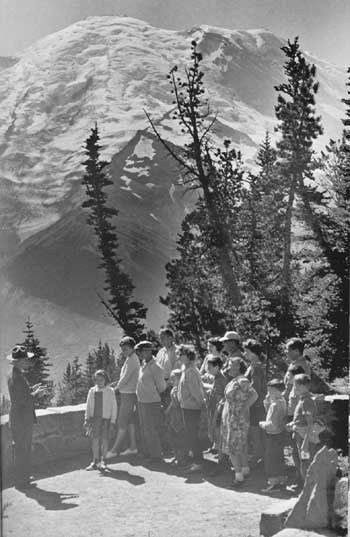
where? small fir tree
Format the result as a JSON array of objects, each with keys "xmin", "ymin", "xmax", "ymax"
[
  {"xmin": 57, "ymin": 357, "xmax": 87, "ymax": 405},
  {"xmin": 22, "ymin": 318, "xmax": 54, "ymax": 408}
]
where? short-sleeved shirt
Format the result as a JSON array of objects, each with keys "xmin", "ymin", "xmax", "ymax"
[
  {"xmin": 156, "ymin": 345, "xmax": 180, "ymax": 380},
  {"xmin": 293, "ymin": 392, "xmax": 316, "ymax": 428}
]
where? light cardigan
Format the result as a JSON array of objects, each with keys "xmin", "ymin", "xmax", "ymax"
[
  {"xmin": 85, "ymin": 386, "xmax": 117, "ymax": 423},
  {"xmin": 178, "ymin": 364, "xmax": 205, "ymax": 410}
]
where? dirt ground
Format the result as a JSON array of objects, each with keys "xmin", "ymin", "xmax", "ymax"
[{"xmin": 2, "ymin": 454, "xmax": 294, "ymax": 537}]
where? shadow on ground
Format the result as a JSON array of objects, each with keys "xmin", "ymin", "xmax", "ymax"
[
  {"xmin": 20, "ymin": 484, "xmax": 79, "ymax": 510},
  {"xmin": 100, "ymin": 468, "xmax": 145, "ymax": 486}
]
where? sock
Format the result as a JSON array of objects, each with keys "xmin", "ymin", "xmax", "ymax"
[{"xmin": 235, "ymin": 472, "xmax": 244, "ymax": 482}]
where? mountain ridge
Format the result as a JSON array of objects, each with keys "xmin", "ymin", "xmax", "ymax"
[{"xmin": 0, "ymin": 16, "xmax": 346, "ymax": 385}]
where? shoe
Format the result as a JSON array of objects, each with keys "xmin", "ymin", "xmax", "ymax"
[
  {"xmin": 231, "ymin": 478, "xmax": 244, "ymax": 489},
  {"xmin": 242, "ymin": 466, "xmax": 250, "ymax": 477},
  {"xmin": 105, "ymin": 451, "xmax": 118, "ymax": 460},
  {"xmin": 204, "ymin": 447, "xmax": 218, "ymax": 455},
  {"xmin": 119, "ymin": 448, "xmax": 138, "ymax": 457},
  {"xmin": 262, "ymin": 483, "xmax": 284, "ymax": 493},
  {"xmin": 85, "ymin": 462, "xmax": 98, "ymax": 471},
  {"xmin": 184, "ymin": 463, "xmax": 203, "ymax": 474},
  {"xmin": 99, "ymin": 460, "xmax": 108, "ymax": 471}
]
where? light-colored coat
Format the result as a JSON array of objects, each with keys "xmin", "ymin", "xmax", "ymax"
[{"xmin": 85, "ymin": 386, "xmax": 117, "ymax": 423}]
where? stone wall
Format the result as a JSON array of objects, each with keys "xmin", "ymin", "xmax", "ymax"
[{"xmin": 1, "ymin": 404, "xmax": 90, "ymax": 482}]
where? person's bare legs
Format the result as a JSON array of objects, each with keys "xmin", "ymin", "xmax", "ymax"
[
  {"xmin": 128, "ymin": 424, "xmax": 137, "ymax": 451},
  {"xmin": 110, "ymin": 428, "xmax": 127, "ymax": 454},
  {"xmin": 92, "ymin": 438, "xmax": 100, "ymax": 462}
]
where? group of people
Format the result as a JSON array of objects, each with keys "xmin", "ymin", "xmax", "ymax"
[
  {"xmin": 6, "ymin": 329, "xmax": 321, "ymax": 492},
  {"xmin": 82, "ymin": 329, "xmax": 321, "ymax": 492}
]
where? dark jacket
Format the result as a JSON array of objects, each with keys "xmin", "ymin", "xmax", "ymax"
[{"xmin": 8, "ymin": 367, "xmax": 37, "ymax": 430}]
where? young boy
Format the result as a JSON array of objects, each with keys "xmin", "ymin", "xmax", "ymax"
[
  {"xmin": 164, "ymin": 369, "xmax": 187, "ymax": 466},
  {"xmin": 205, "ymin": 356, "xmax": 227, "ymax": 453},
  {"xmin": 259, "ymin": 379, "xmax": 287, "ymax": 492},
  {"xmin": 284, "ymin": 365, "xmax": 306, "ymax": 420},
  {"xmin": 286, "ymin": 374, "xmax": 317, "ymax": 483}
]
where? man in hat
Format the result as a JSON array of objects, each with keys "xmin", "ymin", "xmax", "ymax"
[
  {"xmin": 106, "ymin": 336, "xmax": 140, "ymax": 459},
  {"xmin": 220, "ymin": 331, "xmax": 244, "ymax": 380},
  {"xmin": 7, "ymin": 345, "xmax": 47, "ymax": 490},
  {"xmin": 135, "ymin": 341, "xmax": 166, "ymax": 462}
]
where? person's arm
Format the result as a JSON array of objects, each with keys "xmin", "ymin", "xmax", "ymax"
[
  {"xmin": 109, "ymin": 388, "xmax": 118, "ymax": 424},
  {"xmin": 188, "ymin": 369, "xmax": 205, "ymax": 405},
  {"xmin": 300, "ymin": 403, "xmax": 314, "ymax": 451},
  {"xmin": 85, "ymin": 389, "xmax": 93, "ymax": 423},
  {"xmin": 260, "ymin": 401, "xmax": 280, "ymax": 433},
  {"xmin": 154, "ymin": 365, "xmax": 167, "ymax": 395},
  {"xmin": 117, "ymin": 358, "xmax": 136, "ymax": 391}
]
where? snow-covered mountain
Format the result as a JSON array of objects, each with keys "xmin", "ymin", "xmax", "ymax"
[{"xmin": 0, "ymin": 16, "xmax": 346, "ymax": 385}]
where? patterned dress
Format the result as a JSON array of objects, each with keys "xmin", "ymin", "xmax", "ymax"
[{"xmin": 220, "ymin": 375, "xmax": 255, "ymax": 456}]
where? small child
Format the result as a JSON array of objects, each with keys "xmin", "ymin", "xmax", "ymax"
[
  {"xmin": 165, "ymin": 369, "xmax": 187, "ymax": 466},
  {"xmin": 84, "ymin": 369, "xmax": 117, "ymax": 471},
  {"xmin": 286, "ymin": 374, "xmax": 317, "ymax": 483},
  {"xmin": 205, "ymin": 356, "xmax": 226, "ymax": 453},
  {"xmin": 259, "ymin": 379, "xmax": 287, "ymax": 492}
]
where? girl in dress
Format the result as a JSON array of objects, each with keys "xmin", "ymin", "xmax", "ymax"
[{"xmin": 84, "ymin": 369, "xmax": 117, "ymax": 470}]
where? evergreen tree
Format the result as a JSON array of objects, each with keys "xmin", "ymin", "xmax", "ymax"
[
  {"xmin": 161, "ymin": 203, "xmax": 228, "ymax": 354},
  {"xmin": 84, "ymin": 351, "xmax": 96, "ymax": 390},
  {"xmin": 146, "ymin": 41, "xmax": 242, "ymax": 306},
  {"xmin": 88, "ymin": 341, "xmax": 117, "ymax": 383},
  {"xmin": 256, "ymin": 130, "xmax": 277, "ymax": 180},
  {"xmin": 274, "ymin": 37, "xmax": 323, "ymax": 312},
  {"xmin": 57, "ymin": 357, "xmax": 87, "ymax": 405},
  {"xmin": 22, "ymin": 318, "xmax": 54, "ymax": 408},
  {"xmin": 81, "ymin": 125, "xmax": 147, "ymax": 337}
]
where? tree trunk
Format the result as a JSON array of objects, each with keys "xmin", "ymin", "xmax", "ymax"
[{"xmin": 282, "ymin": 177, "xmax": 296, "ymax": 296}]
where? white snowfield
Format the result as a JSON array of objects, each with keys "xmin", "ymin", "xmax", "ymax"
[{"xmin": 0, "ymin": 15, "xmax": 346, "ymax": 240}]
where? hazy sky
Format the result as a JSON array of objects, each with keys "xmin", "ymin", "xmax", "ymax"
[{"xmin": 0, "ymin": 0, "xmax": 349, "ymax": 66}]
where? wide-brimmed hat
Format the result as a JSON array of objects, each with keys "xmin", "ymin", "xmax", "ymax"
[
  {"xmin": 134, "ymin": 340, "xmax": 153, "ymax": 351},
  {"xmin": 220, "ymin": 331, "xmax": 240, "ymax": 343},
  {"xmin": 7, "ymin": 345, "xmax": 34, "ymax": 362}
]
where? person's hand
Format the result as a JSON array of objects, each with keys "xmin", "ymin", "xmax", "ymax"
[
  {"xmin": 285, "ymin": 421, "xmax": 293, "ymax": 432},
  {"xmin": 33, "ymin": 386, "xmax": 47, "ymax": 397},
  {"xmin": 259, "ymin": 421, "xmax": 266, "ymax": 429}
]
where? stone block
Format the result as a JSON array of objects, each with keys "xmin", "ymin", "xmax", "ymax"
[
  {"xmin": 331, "ymin": 477, "xmax": 348, "ymax": 531},
  {"xmin": 260, "ymin": 499, "xmax": 297, "ymax": 537},
  {"xmin": 285, "ymin": 446, "xmax": 338, "ymax": 530}
]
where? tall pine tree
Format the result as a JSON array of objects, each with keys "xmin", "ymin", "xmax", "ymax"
[
  {"xmin": 22, "ymin": 318, "xmax": 54, "ymax": 408},
  {"xmin": 146, "ymin": 41, "xmax": 242, "ymax": 306},
  {"xmin": 81, "ymin": 125, "xmax": 147, "ymax": 337},
  {"xmin": 274, "ymin": 37, "xmax": 323, "ymax": 334}
]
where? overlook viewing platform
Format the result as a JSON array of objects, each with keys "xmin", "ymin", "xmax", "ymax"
[
  {"xmin": 1, "ymin": 397, "xmax": 348, "ymax": 537},
  {"xmin": 0, "ymin": 404, "xmax": 290, "ymax": 537}
]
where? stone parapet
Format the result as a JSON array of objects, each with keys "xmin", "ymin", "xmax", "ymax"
[{"xmin": 1, "ymin": 404, "xmax": 90, "ymax": 482}]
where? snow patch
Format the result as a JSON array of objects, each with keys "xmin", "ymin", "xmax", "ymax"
[
  {"xmin": 146, "ymin": 183, "xmax": 155, "ymax": 189},
  {"xmin": 169, "ymin": 184, "xmax": 176, "ymax": 203},
  {"xmin": 120, "ymin": 175, "xmax": 132, "ymax": 187},
  {"xmin": 133, "ymin": 136, "xmax": 155, "ymax": 160},
  {"xmin": 150, "ymin": 213, "xmax": 160, "ymax": 222},
  {"xmin": 132, "ymin": 192, "xmax": 143, "ymax": 199}
]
